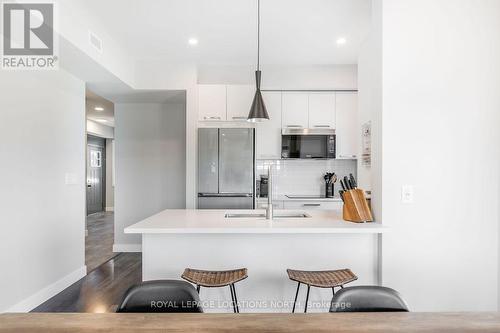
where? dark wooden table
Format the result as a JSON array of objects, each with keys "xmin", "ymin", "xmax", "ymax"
[{"xmin": 1, "ymin": 312, "xmax": 500, "ymax": 332}]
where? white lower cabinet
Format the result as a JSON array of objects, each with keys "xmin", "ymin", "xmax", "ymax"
[{"xmin": 283, "ymin": 200, "xmax": 343, "ymax": 211}]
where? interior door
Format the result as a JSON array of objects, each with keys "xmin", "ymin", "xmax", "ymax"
[
  {"xmin": 219, "ymin": 128, "xmax": 254, "ymax": 194},
  {"xmin": 87, "ymin": 137, "xmax": 105, "ymax": 215}
]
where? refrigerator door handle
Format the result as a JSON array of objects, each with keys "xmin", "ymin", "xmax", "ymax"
[{"xmin": 198, "ymin": 193, "xmax": 253, "ymax": 198}]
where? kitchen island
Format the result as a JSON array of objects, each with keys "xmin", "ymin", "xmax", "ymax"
[{"xmin": 125, "ymin": 209, "xmax": 385, "ymax": 313}]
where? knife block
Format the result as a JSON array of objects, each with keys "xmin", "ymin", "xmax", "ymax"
[{"xmin": 342, "ymin": 189, "xmax": 373, "ymax": 223}]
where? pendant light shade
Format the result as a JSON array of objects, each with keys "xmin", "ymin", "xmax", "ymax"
[
  {"xmin": 248, "ymin": 0, "xmax": 269, "ymax": 122},
  {"xmin": 248, "ymin": 70, "xmax": 269, "ymax": 122}
]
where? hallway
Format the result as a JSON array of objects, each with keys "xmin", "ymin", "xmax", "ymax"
[{"xmin": 86, "ymin": 212, "xmax": 116, "ymax": 272}]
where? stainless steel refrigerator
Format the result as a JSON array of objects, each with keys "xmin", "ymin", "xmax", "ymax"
[{"xmin": 198, "ymin": 128, "xmax": 254, "ymax": 209}]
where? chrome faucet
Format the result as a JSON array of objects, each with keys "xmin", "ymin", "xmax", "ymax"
[{"xmin": 266, "ymin": 165, "xmax": 274, "ymax": 220}]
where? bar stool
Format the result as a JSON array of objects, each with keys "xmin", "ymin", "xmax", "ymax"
[
  {"xmin": 287, "ymin": 268, "xmax": 358, "ymax": 313},
  {"xmin": 329, "ymin": 286, "xmax": 409, "ymax": 312},
  {"xmin": 181, "ymin": 268, "xmax": 248, "ymax": 313}
]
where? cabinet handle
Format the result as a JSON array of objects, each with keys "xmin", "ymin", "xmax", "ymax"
[
  {"xmin": 232, "ymin": 116, "xmax": 247, "ymax": 120},
  {"xmin": 286, "ymin": 125, "xmax": 303, "ymax": 128},
  {"xmin": 303, "ymin": 203, "xmax": 321, "ymax": 207},
  {"xmin": 204, "ymin": 116, "xmax": 221, "ymax": 120},
  {"xmin": 314, "ymin": 125, "xmax": 331, "ymax": 128}
]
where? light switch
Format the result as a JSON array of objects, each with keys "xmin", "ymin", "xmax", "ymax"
[{"xmin": 401, "ymin": 185, "xmax": 414, "ymax": 203}]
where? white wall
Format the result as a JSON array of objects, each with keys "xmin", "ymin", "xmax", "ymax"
[
  {"xmin": 357, "ymin": 0, "xmax": 382, "ymax": 220},
  {"xmin": 54, "ymin": 0, "xmax": 136, "ymax": 87},
  {"xmin": 198, "ymin": 64, "xmax": 358, "ymax": 90},
  {"xmin": 86, "ymin": 119, "xmax": 114, "ymax": 139},
  {"xmin": 135, "ymin": 61, "xmax": 199, "ymax": 209},
  {"xmin": 380, "ymin": 0, "xmax": 500, "ymax": 311},
  {"xmin": 0, "ymin": 70, "xmax": 86, "ymax": 312},
  {"xmin": 105, "ymin": 139, "xmax": 115, "ymax": 210},
  {"xmin": 114, "ymin": 102, "xmax": 187, "ymax": 251},
  {"xmin": 256, "ymin": 159, "xmax": 357, "ymax": 197}
]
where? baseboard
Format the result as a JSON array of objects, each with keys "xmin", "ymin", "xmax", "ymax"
[
  {"xmin": 105, "ymin": 206, "xmax": 114, "ymax": 212},
  {"xmin": 113, "ymin": 243, "xmax": 142, "ymax": 253},
  {"xmin": 6, "ymin": 266, "xmax": 87, "ymax": 313}
]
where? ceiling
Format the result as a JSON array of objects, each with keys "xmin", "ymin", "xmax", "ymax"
[
  {"xmin": 86, "ymin": 90, "xmax": 115, "ymax": 127},
  {"xmin": 78, "ymin": 0, "xmax": 372, "ymax": 65}
]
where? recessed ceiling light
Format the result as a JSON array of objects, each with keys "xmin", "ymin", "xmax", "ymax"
[
  {"xmin": 95, "ymin": 119, "xmax": 108, "ymax": 123},
  {"xmin": 94, "ymin": 107, "xmax": 104, "ymax": 111},
  {"xmin": 188, "ymin": 38, "xmax": 198, "ymax": 46},
  {"xmin": 336, "ymin": 37, "xmax": 347, "ymax": 45}
]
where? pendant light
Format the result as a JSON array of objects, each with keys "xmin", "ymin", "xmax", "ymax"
[{"xmin": 247, "ymin": 0, "xmax": 269, "ymax": 122}]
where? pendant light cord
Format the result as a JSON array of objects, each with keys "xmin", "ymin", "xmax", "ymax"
[{"xmin": 257, "ymin": 0, "xmax": 260, "ymax": 71}]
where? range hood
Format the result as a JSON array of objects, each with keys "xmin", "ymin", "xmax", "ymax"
[{"xmin": 282, "ymin": 128, "xmax": 336, "ymax": 135}]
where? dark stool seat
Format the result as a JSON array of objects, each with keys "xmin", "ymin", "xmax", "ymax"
[
  {"xmin": 181, "ymin": 268, "xmax": 248, "ymax": 313},
  {"xmin": 330, "ymin": 286, "xmax": 409, "ymax": 312},
  {"xmin": 287, "ymin": 268, "xmax": 358, "ymax": 313},
  {"xmin": 116, "ymin": 280, "xmax": 203, "ymax": 313}
]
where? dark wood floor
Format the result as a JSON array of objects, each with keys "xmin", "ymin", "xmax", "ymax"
[
  {"xmin": 86, "ymin": 212, "xmax": 116, "ymax": 272},
  {"xmin": 32, "ymin": 253, "xmax": 142, "ymax": 313}
]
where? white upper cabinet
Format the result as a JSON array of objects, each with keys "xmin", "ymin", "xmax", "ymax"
[
  {"xmin": 226, "ymin": 85, "xmax": 255, "ymax": 121},
  {"xmin": 198, "ymin": 85, "xmax": 227, "ymax": 121},
  {"xmin": 335, "ymin": 92, "xmax": 358, "ymax": 159},
  {"xmin": 282, "ymin": 92, "xmax": 309, "ymax": 128},
  {"xmin": 255, "ymin": 92, "xmax": 282, "ymax": 159},
  {"xmin": 308, "ymin": 93, "xmax": 336, "ymax": 129}
]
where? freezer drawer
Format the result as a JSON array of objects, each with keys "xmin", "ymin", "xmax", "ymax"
[{"xmin": 198, "ymin": 196, "xmax": 254, "ymax": 209}]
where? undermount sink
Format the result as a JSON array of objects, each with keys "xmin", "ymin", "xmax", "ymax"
[{"xmin": 225, "ymin": 212, "xmax": 311, "ymax": 219}]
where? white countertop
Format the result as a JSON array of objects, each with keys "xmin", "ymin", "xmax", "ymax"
[{"xmin": 125, "ymin": 209, "xmax": 385, "ymax": 234}]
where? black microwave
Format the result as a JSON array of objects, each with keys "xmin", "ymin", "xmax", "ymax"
[{"xmin": 281, "ymin": 128, "xmax": 336, "ymax": 159}]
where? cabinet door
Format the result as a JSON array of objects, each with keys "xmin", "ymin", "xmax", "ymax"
[
  {"xmin": 335, "ymin": 92, "xmax": 358, "ymax": 159},
  {"xmin": 284, "ymin": 201, "xmax": 343, "ymax": 210},
  {"xmin": 308, "ymin": 92, "xmax": 335, "ymax": 129},
  {"xmin": 198, "ymin": 85, "xmax": 227, "ymax": 121},
  {"xmin": 282, "ymin": 92, "xmax": 309, "ymax": 128},
  {"xmin": 255, "ymin": 92, "xmax": 282, "ymax": 159},
  {"xmin": 226, "ymin": 85, "xmax": 255, "ymax": 121}
]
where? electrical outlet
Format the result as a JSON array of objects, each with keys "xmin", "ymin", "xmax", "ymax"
[{"xmin": 401, "ymin": 185, "xmax": 414, "ymax": 203}]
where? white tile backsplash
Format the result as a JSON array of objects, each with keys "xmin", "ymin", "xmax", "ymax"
[{"xmin": 256, "ymin": 159, "xmax": 357, "ymax": 198}]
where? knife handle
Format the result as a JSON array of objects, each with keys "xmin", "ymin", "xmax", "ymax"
[
  {"xmin": 344, "ymin": 177, "xmax": 351, "ymax": 190},
  {"xmin": 349, "ymin": 173, "xmax": 357, "ymax": 189}
]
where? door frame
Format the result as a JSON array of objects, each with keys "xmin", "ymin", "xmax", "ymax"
[{"xmin": 86, "ymin": 135, "xmax": 107, "ymax": 215}]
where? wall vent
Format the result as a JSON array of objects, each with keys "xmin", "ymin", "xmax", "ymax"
[{"xmin": 88, "ymin": 31, "xmax": 103, "ymax": 53}]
